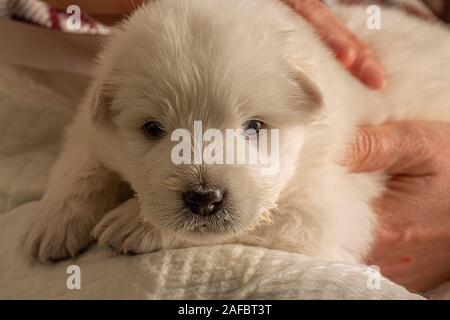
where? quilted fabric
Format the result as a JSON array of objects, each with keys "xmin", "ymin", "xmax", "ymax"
[{"xmin": 0, "ymin": 204, "xmax": 423, "ymax": 299}]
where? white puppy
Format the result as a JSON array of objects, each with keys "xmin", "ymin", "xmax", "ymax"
[{"xmin": 25, "ymin": 0, "xmax": 450, "ymax": 263}]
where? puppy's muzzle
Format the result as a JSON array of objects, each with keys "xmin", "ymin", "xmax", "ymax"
[{"xmin": 182, "ymin": 187, "xmax": 225, "ymax": 217}]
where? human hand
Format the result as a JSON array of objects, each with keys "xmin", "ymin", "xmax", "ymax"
[
  {"xmin": 282, "ymin": 0, "xmax": 386, "ymax": 90},
  {"xmin": 347, "ymin": 121, "xmax": 450, "ymax": 292}
]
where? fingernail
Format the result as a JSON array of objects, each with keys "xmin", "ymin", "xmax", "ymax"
[
  {"xmin": 327, "ymin": 36, "xmax": 356, "ymax": 67},
  {"xmin": 360, "ymin": 60, "xmax": 387, "ymax": 90}
]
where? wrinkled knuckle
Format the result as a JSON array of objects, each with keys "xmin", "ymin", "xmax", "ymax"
[{"xmin": 354, "ymin": 127, "xmax": 374, "ymax": 168}]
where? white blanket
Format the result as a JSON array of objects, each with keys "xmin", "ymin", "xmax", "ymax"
[
  {"xmin": 0, "ymin": 63, "xmax": 432, "ymax": 299},
  {"xmin": 0, "ymin": 206, "xmax": 423, "ymax": 299}
]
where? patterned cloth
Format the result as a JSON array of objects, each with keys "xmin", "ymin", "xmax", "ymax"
[
  {"xmin": 423, "ymin": 0, "xmax": 450, "ymax": 21},
  {"xmin": 334, "ymin": 0, "xmax": 437, "ymax": 20},
  {"xmin": 0, "ymin": 0, "xmax": 109, "ymax": 34},
  {"xmin": 335, "ymin": 0, "xmax": 450, "ymax": 22},
  {"xmin": 0, "ymin": 0, "xmax": 448, "ymax": 34}
]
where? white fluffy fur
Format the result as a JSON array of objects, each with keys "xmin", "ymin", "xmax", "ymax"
[{"xmin": 24, "ymin": 0, "xmax": 450, "ymax": 263}]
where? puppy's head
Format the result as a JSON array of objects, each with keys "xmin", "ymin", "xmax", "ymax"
[{"xmin": 91, "ymin": 0, "xmax": 324, "ymax": 242}]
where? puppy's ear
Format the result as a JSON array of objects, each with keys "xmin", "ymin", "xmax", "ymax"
[
  {"xmin": 91, "ymin": 83, "xmax": 115, "ymax": 125},
  {"xmin": 282, "ymin": 71, "xmax": 325, "ymax": 125},
  {"xmin": 293, "ymin": 71, "xmax": 324, "ymax": 111}
]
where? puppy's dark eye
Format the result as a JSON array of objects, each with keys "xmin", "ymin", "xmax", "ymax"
[
  {"xmin": 142, "ymin": 121, "xmax": 164, "ymax": 138},
  {"xmin": 244, "ymin": 120, "xmax": 263, "ymax": 137}
]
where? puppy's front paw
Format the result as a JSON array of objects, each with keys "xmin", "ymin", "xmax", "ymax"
[
  {"xmin": 24, "ymin": 203, "xmax": 95, "ymax": 262},
  {"xmin": 92, "ymin": 198, "xmax": 167, "ymax": 254}
]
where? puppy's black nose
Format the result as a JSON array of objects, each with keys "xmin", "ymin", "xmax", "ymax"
[{"xmin": 183, "ymin": 187, "xmax": 224, "ymax": 216}]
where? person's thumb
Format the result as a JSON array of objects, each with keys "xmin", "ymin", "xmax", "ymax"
[{"xmin": 345, "ymin": 122, "xmax": 432, "ymax": 175}]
